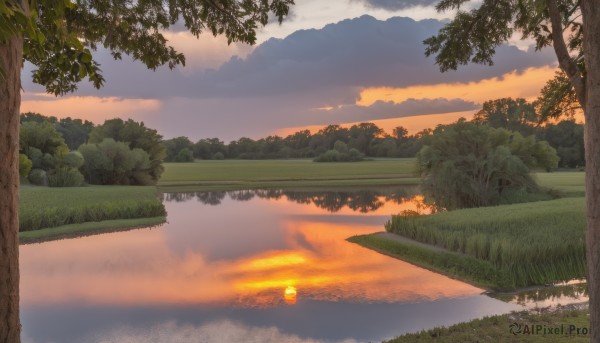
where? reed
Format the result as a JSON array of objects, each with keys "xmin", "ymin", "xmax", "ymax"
[
  {"xmin": 20, "ymin": 185, "xmax": 166, "ymax": 231},
  {"xmin": 385, "ymin": 197, "xmax": 586, "ymax": 289}
]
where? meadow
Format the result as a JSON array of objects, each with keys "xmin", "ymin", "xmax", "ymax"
[
  {"xmin": 158, "ymin": 159, "xmax": 419, "ymax": 190},
  {"xmin": 19, "ymin": 185, "xmax": 166, "ymax": 232}
]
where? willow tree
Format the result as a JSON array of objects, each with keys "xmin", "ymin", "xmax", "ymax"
[
  {"xmin": 424, "ymin": 0, "xmax": 599, "ymax": 339},
  {"xmin": 0, "ymin": 0, "xmax": 293, "ymax": 341}
]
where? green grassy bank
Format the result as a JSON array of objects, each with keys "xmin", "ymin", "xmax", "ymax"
[
  {"xmin": 19, "ymin": 185, "xmax": 166, "ymax": 233},
  {"xmin": 351, "ymin": 197, "xmax": 587, "ymax": 291},
  {"xmin": 158, "ymin": 159, "xmax": 419, "ymax": 191},
  {"xmin": 386, "ymin": 307, "xmax": 590, "ymax": 343},
  {"xmin": 20, "ymin": 216, "xmax": 166, "ymax": 244}
]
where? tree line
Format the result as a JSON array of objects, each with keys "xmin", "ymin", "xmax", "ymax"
[{"xmin": 164, "ymin": 97, "xmax": 584, "ymax": 168}]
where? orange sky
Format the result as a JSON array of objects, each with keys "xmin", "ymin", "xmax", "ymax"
[{"xmin": 277, "ymin": 66, "xmax": 570, "ymax": 137}]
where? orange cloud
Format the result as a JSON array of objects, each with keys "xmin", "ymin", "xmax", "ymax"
[
  {"xmin": 358, "ymin": 66, "xmax": 557, "ymax": 106},
  {"xmin": 20, "ymin": 95, "xmax": 160, "ymax": 123}
]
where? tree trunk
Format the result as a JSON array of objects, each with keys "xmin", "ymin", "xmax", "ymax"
[
  {"xmin": 582, "ymin": 1, "xmax": 600, "ymax": 342},
  {"xmin": 0, "ymin": 31, "xmax": 22, "ymax": 342}
]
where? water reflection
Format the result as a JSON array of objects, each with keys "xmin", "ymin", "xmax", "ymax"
[
  {"xmin": 20, "ymin": 187, "xmax": 517, "ymax": 343},
  {"xmin": 492, "ymin": 282, "xmax": 588, "ymax": 308},
  {"xmin": 161, "ymin": 187, "xmax": 433, "ymax": 214}
]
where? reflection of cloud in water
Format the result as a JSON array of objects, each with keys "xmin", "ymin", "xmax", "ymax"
[{"xmin": 85, "ymin": 320, "xmax": 358, "ymax": 343}]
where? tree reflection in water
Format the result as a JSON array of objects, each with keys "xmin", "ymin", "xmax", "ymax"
[{"xmin": 162, "ymin": 187, "xmax": 438, "ymax": 214}]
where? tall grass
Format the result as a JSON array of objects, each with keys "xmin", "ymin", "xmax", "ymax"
[
  {"xmin": 20, "ymin": 185, "xmax": 166, "ymax": 231},
  {"xmin": 386, "ymin": 198, "xmax": 586, "ymax": 289}
]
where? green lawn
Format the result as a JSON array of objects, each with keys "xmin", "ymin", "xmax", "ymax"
[
  {"xmin": 19, "ymin": 185, "xmax": 165, "ymax": 232},
  {"xmin": 535, "ymin": 171, "xmax": 585, "ymax": 196},
  {"xmin": 159, "ymin": 159, "xmax": 418, "ymax": 189}
]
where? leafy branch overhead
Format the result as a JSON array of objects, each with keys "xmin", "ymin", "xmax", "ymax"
[
  {"xmin": 424, "ymin": 0, "xmax": 586, "ymax": 107},
  {"xmin": 0, "ymin": 0, "xmax": 294, "ymax": 95}
]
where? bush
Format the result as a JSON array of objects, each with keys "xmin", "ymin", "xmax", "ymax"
[
  {"xmin": 19, "ymin": 154, "xmax": 32, "ymax": 178},
  {"xmin": 28, "ymin": 169, "xmax": 47, "ymax": 186},
  {"xmin": 175, "ymin": 148, "xmax": 194, "ymax": 162},
  {"xmin": 79, "ymin": 138, "xmax": 154, "ymax": 185},
  {"xmin": 212, "ymin": 152, "xmax": 225, "ymax": 160},
  {"xmin": 314, "ymin": 148, "xmax": 364, "ymax": 162},
  {"xmin": 63, "ymin": 151, "xmax": 84, "ymax": 169},
  {"xmin": 48, "ymin": 167, "xmax": 85, "ymax": 187}
]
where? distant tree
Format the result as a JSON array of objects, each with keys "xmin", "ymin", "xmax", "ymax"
[
  {"xmin": 175, "ymin": 148, "xmax": 194, "ymax": 162},
  {"xmin": 164, "ymin": 136, "xmax": 194, "ymax": 162},
  {"xmin": 54, "ymin": 117, "xmax": 94, "ymax": 150},
  {"xmin": 194, "ymin": 138, "xmax": 227, "ymax": 159},
  {"xmin": 348, "ymin": 123, "xmax": 384, "ymax": 155},
  {"xmin": 418, "ymin": 121, "xmax": 558, "ymax": 209},
  {"xmin": 20, "ymin": 112, "xmax": 57, "ymax": 124},
  {"xmin": 472, "ymin": 98, "xmax": 539, "ymax": 135},
  {"xmin": 212, "ymin": 151, "xmax": 225, "ymax": 160},
  {"xmin": 89, "ymin": 119, "xmax": 165, "ymax": 183},
  {"xmin": 537, "ymin": 120, "xmax": 585, "ymax": 168}
]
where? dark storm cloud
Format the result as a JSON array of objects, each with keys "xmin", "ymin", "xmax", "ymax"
[{"xmin": 360, "ymin": 0, "xmax": 439, "ymax": 10}]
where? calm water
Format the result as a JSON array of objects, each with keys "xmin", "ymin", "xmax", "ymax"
[{"xmin": 21, "ymin": 188, "xmax": 522, "ymax": 343}]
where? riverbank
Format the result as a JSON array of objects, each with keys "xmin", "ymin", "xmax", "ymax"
[
  {"xmin": 19, "ymin": 185, "xmax": 166, "ymax": 243},
  {"xmin": 20, "ymin": 216, "xmax": 166, "ymax": 244},
  {"xmin": 385, "ymin": 305, "xmax": 590, "ymax": 342}
]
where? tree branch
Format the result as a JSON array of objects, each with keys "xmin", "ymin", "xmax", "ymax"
[{"xmin": 547, "ymin": 0, "xmax": 586, "ymax": 106}]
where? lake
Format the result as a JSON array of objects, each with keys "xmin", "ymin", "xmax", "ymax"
[{"xmin": 20, "ymin": 187, "xmax": 528, "ymax": 343}]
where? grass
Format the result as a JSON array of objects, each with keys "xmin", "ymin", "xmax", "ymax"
[
  {"xmin": 352, "ymin": 197, "xmax": 586, "ymax": 291},
  {"xmin": 535, "ymin": 172, "xmax": 585, "ymax": 196},
  {"xmin": 348, "ymin": 234, "xmax": 512, "ymax": 290},
  {"xmin": 19, "ymin": 216, "xmax": 166, "ymax": 244},
  {"xmin": 158, "ymin": 159, "xmax": 418, "ymax": 190},
  {"xmin": 385, "ymin": 308, "xmax": 590, "ymax": 342},
  {"xmin": 19, "ymin": 185, "xmax": 166, "ymax": 232}
]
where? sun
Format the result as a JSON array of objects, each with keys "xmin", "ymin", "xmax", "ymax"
[{"xmin": 284, "ymin": 286, "xmax": 297, "ymax": 305}]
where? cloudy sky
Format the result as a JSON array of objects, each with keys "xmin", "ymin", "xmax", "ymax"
[{"xmin": 21, "ymin": 0, "xmax": 560, "ymax": 141}]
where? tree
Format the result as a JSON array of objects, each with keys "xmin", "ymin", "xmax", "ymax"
[
  {"xmin": 472, "ymin": 97, "xmax": 539, "ymax": 135},
  {"xmin": 0, "ymin": 1, "xmax": 294, "ymax": 340},
  {"xmin": 163, "ymin": 136, "xmax": 194, "ymax": 162},
  {"xmin": 89, "ymin": 118, "xmax": 166, "ymax": 183},
  {"xmin": 418, "ymin": 121, "xmax": 558, "ymax": 209},
  {"xmin": 424, "ymin": 0, "xmax": 599, "ymax": 338}
]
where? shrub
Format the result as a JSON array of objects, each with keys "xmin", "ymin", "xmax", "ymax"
[
  {"xmin": 212, "ymin": 152, "xmax": 225, "ymax": 160},
  {"xmin": 19, "ymin": 154, "xmax": 32, "ymax": 178},
  {"xmin": 175, "ymin": 148, "xmax": 194, "ymax": 162},
  {"xmin": 28, "ymin": 169, "xmax": 47, "ymax": 186},
  {"xmin": 48, "ymin": 167, "xmax": 85, "ymax": 187}
]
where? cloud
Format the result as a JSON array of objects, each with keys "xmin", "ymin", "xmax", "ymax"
[
  {"xmin": 306, "ymin": 98, "xmax": 478, "ymax": 125},
  {"xmin": 21, "ymin": 15, "xmax": 557, "ymax": 140},
  {"xmin": 360, "ymin": 0, "xmax": 438, "ymax": 10}
]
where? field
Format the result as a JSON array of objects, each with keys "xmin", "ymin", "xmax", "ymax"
[
  {"xmin": 19, "ymin": 185, "xmax": 166, "ymax": 232},
  {"xmin": 158, "ymin": 159, "xmax": 419, "ymax": 191},
  {"xmin": 386, "ymin": 308, "xmax": 590, "ymax": 343},
  {"xmin": 535, "ymin": 172, "xmax": 585, "ymax": 196}
]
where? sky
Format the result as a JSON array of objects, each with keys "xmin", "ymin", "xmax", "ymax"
[{"xmin": 20, "ymin": 0, "xmax": 562, "ymax": 142}]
